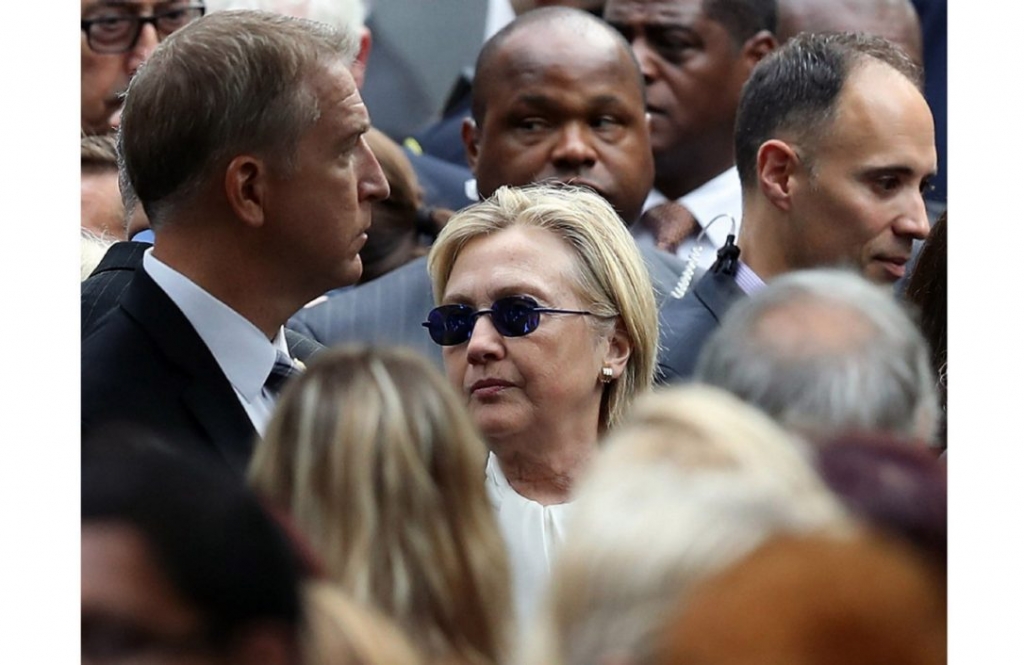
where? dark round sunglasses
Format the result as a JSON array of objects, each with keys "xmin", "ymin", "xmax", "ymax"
[{"xmin": 422, "ymin": 295, "xmax": 597, "ymax": 346}]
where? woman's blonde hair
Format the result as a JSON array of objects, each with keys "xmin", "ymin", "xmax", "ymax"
[
  {"xmin": 300, "ymin": 580, "xmax": 423, "ymax": 665},
  {"xmin": 426, "ymin": 184, "xmax": 658, "ymax": 430},
  {"xmin": 250, "ymin": 346, "xmax": 512, "ymax": 665}
]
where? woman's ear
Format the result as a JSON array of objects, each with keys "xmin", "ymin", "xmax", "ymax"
[{"xmin": 603, "ymin": 318, "xmax": 632, "ymax": 380}]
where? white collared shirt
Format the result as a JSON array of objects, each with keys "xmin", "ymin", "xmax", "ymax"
[
  {"xmin": 143, "ymin": 250, "xmax": 290, "ymax": 435},
  {"xmin": 637, "ymin": 166, "xmax": 744, "ymax": 271}
]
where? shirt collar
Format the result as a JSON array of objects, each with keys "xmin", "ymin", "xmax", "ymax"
[
  {"xmin": 644, "ymin": 166, "xmax": 743, "ymax": 250},
  {"xmin": 142, "ymin": 249, "xmax": 288, "ymax": 401}
]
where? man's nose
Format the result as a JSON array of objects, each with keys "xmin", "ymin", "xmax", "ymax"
[
  {"xmin": 359, "ymin": 138, "xmax": 390, "ymax": 203},
  {"xmin": 631, "ymin": 38, "xmax": 658, "ymax": 86},
  {"xmin": 552, "ymin": 123, "xmax": 597, "ymax": 169},
  {"xmin": 127, "ymin": 22, "xmax": 160, "ymax": 73},
  {"xmin": 896, "ymin": 194, "xmax": 932, "ymax": 241}
]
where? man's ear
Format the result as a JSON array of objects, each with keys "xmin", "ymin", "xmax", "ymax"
[
  {"xmin": 741, "ymin": 29, "xmax": 779, "ymax": 70},
  {"xmin": 224, "ymin": 155, "xmax": 267, "ymax": 229},
  {"xmin": 756, "ymin": 139, "xmax": 800, "ymax": 212},
  {"xmin": 462, "ymin": 116, "xmax": 480, "ymax": 173},
  {"xmin": 603, "ymin": 319, "xmax": 632, "ymax": 380}
]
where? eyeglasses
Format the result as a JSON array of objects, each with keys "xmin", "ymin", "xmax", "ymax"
[
  {"xmin": 81, "ymin": 4, "xmax": 206, "ymax": 54},
  {"xmin": 422, "ymin": 295, "xmax": 598, "ymax": 346}
]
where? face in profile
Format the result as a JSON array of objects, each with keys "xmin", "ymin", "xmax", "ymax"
[
  {"xmin": 439, "ymin": 225, "xmax": 619, "ymax": 444},
  {"xmin": 785, "ymin": 61, "xmax": 935, "ymax": 283},
  {"xmin": 82, "ymin": 522, "xmax": 222, "ymax": 665},
  {"xmin": 263, "ymin": 60, "xmax": 389, "ymax": 292},
  {"xmin": 465, "ymin": 23, "xmax": 653, "ymax": 224},
  {"xmin": 604, "ymin": 0, "xmax": 756, "ymax": 169}
]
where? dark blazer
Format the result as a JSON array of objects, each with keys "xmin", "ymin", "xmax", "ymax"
[
  {"xmin": 656, "ymin": 268, "xmax": 748, "ymax": 385},
  {"xmin": 81, "ymin": 240, "xmax": 151, "ymax": 336},
  {"xmin": 82, "ymin": 268, "xmax": 323, "ymax": 474},
  {"xmin": 289, "ymin": 243, "xmax": 688, "ymax": 370},
  {"xmin": 406, "ymin": 149, "xmax": 474, "ymax": 212}
]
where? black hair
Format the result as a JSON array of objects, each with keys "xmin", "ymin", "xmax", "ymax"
[
  {"xmin": 703, "ymin": 0, "xmax": 777, "ymax": 47},
  {"xmin": 82, "ymin": 437, "xmax": 303, "ymax": 641},
  {"xmin": 734, "ymin": 31, "xmax": 923, "ymax": 189}
]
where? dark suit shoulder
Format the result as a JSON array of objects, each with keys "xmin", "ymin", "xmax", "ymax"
[
  {"xmin": 288, "ymin": 256, "xmax": 442, "ymax": 366},
  {"xmin": 81, "ymin": 241, "xmax": 150, "ymax": 337},
  {"xmin": 82, "ymin": 271, "xmax": 257, "ymax": 473},
  {"xmin": 656, "ymin": 270, "xmax": 746, "ymax": 384},
  {"xmin": 283, "ymin": 328, "xmax": 324, "ymax": 363},
  {"xmin": 637, "ymin": 242, "xmax": 686, "ymax": 306}
]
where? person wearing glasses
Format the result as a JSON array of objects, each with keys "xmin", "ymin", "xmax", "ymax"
[
  {"xmin": 81, "ymin": 1, "xmax": 205, "ymax": 135},
  {"xmin": 424, "ymin": 183, "xmax": 658, "ymax": 629},
  {"xmin": 288, "ymin": 6, "xmax": 685, "ymax": 369}
]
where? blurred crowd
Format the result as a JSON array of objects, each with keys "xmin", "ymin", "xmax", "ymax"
[{"xmin": 80, "ymin": 1, "xmax": 948, "ymax": 664}]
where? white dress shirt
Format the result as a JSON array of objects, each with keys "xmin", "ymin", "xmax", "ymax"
[
  {"xmin": 636, "ymin": 166, "xmax": 744, "ymax": 271},
  {"xmin": 143, "ymin": 250, "xmax": 290, "ymax": 435}
]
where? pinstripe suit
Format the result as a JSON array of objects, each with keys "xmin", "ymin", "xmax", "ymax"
[
  {"xmin": 656, "ymin": 268, "xmax": 747, "ymax": 385},
  {"xmin": 288, "ymin": 244, "xmax": 688, "ymax": 370},
  {"xmin": 81, "ymin": 241, "xmax": 150, "ymax": 337}
]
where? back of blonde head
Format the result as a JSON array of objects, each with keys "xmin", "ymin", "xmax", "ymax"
[
  {"xmin": 526, "ymin": 385, "xmax": 851, "ymax": 665},
  {"xmin": 427, "ymin": 184, "xmax": 658, "ymax": 430},
  {"xmin": 301, "ymin": 581, "xmax": 423, "ymax": 665},
  {"xmin": 249, "ymin": 346, "xmax": 511, "ymax": 665}
]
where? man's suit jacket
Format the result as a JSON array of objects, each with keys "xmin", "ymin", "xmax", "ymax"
[
  {"xmin": 656, "ymin": 268, "xmax": 747, "ymax": 384},
  {"xmin": 82, "ymin": 268, "xmax": 323, "ymax": 474},
  {"xmin": 289, "ymin": 244, "xmax": 688, "ymax": 370},
  {"xmin": 81, "ymin": 240, "xmax": 150, "ymax": 336}
]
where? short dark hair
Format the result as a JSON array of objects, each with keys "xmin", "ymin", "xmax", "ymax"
[
  {"xmin": 471, "ymin": 6, "xmax": 643, "ymax": 125},
  {"xmin": 734, "ymin": 31, "xmax": 923, "ymax": 189},
  {"xmin": 703, "ymin": 0, "xmax": 778, "ymax": 47},
  {"xmin": 119, "ymin": 10, "xmax": 357, "ymax": 226},
  {"xmin": 82, "ymin": 440, "xmax": 303, "ymax": 641}
]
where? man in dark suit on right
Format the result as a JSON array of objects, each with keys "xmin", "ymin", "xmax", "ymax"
[
  {"xmin": 657, "ymin": 31, "xmax": 935, "ymax": 383},
  {"xmin": 290, "ymin": 7, "xmax": 685, "ymax": 367}
]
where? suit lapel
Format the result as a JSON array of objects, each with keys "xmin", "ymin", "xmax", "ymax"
[
  {"xmin": 695, "ymin": 270, "xmax": 747, "ymax": 323},
  {"xmin": 119, "ymin": 270, "xmax": 258, "ymax": 466}
]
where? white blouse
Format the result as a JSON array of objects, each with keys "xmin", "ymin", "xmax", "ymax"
[{"xmin": 484, "ymin": 452, "xmax": 574, "ymax": 630}]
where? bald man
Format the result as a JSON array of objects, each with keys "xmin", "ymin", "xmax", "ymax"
[
  {"xmin": 777, "ymin": 0, "xmax": 922, "ymax": 65},
  {"xmin": 290, "ymin": 6, "xmax": 685, "ymax": 368}
]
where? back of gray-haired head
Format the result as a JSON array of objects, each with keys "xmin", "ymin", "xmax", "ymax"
[
  {"xmin": 734, "ymin": 30, "xmax": 923, "ymax": 190},
  {"xmin": 529, "ymin": 465, "xmax": 849, "ymax": 665},
  {"xmin": 205, "ymin": 0, "xmax": 366, "ymax": 28},
  {"xmin": 695, "ymin": 268, "xmax": 938, "ymax": 444}
]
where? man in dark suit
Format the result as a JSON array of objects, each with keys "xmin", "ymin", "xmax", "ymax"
[
  {"xmin": 657, "ymin": 32, "xmax": 935, "ymax": 383},
  {"xmin": 290, "ymin": 7, "xmax": 686, "ymax": 367},
  {"xmin": 82, "ymin": 10, "xmax": 389, "ymax": 472},
  {"xmin": 81, "ymin": 240, "xmax": 149, "ymax": 336}
]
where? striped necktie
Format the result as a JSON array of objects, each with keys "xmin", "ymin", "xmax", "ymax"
[{"xmin": 264, "ymin": 351, "xmax": 303, "ymax": 397}]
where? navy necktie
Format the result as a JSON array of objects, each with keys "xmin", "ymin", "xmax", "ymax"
[{"xmin": 264, "ymin": 351, "xmax": 303, "ymax": 397}]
